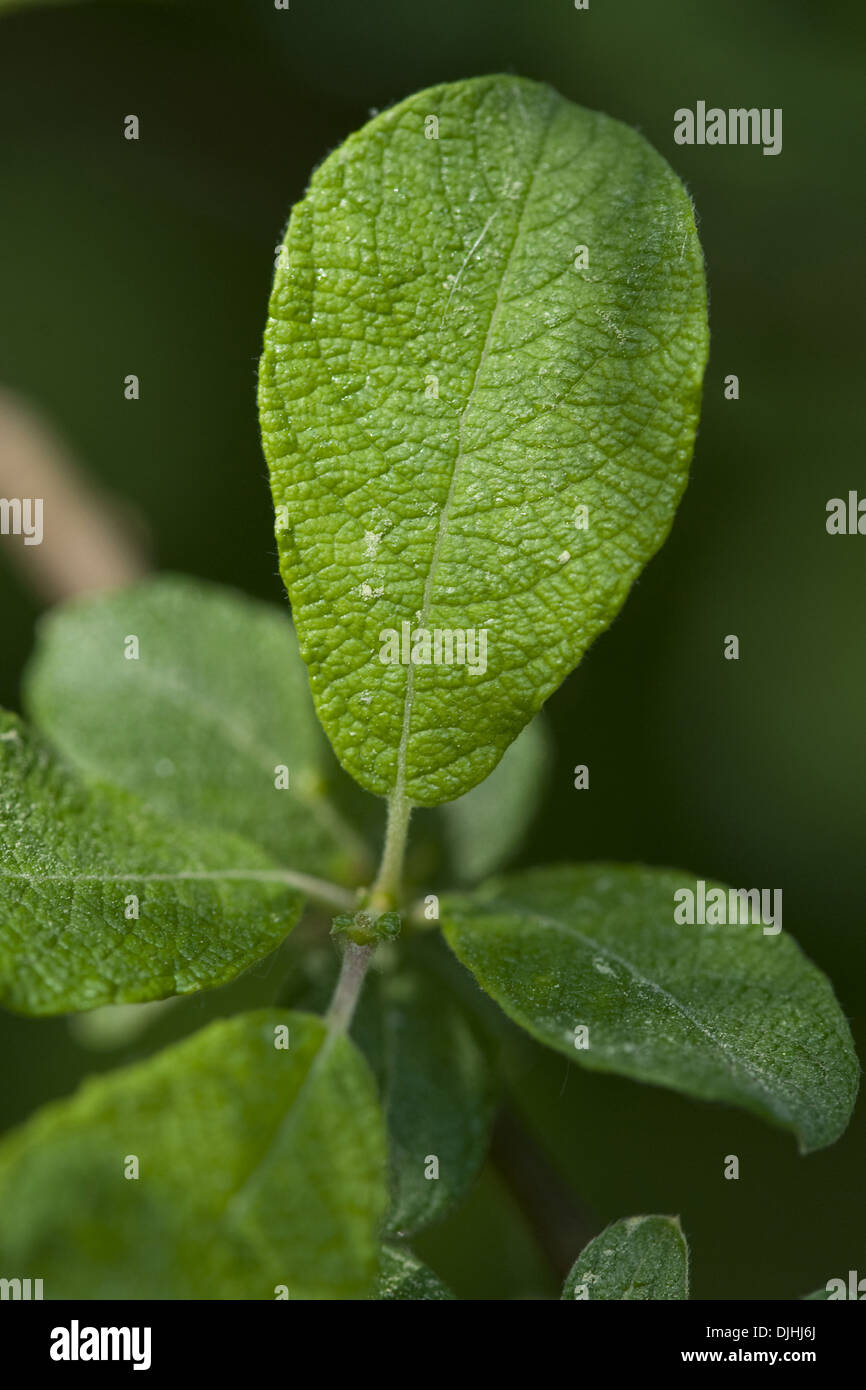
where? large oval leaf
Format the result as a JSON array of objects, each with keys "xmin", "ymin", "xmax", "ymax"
[
  {"xmin": 0, "ymin": 1011, "xmax": 387, "ymax": 1299},
  {"xmin": 442, "ymin": 864, "xmax": 858, "ymax": 1152},
  {"xmin": 259, "ymin": 74, "xmax": 708, "ymax": 805}
]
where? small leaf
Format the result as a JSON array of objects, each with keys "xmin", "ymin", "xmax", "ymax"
[
  {"xmin": 260, "ymin": 74, "xmax": 708, "ymax": 805},
  {"xmin": 0, "ymin": 711, "xmax": 304, "ymax": 1014},
  {"xmin": 562, "ymin": 1215, "xmax": 688, "ymax": 1300},
  {"xmin": 24, "ymin": 574, "xmax": 368, "ymax": 881},
  {"xmin": 373, "ymin": 1244, "xmax": 455, "ymax": 1300},
  {"xmin": 279, "ymin": 946, "xmax": 495, "ymax": 1235},
  {"xmin": 0, "ymin": 1010, "xmax": 387, "ymax": 1299},
  {"xmin": 442, "ymin": 864, "xmax": 859, "ymax": 1152},
  {"xmin": 439, "ymin": 714, "xmax": 552, "ymax": 883},
  {"xmin": 360, "ymin": 968, "xmax": 495, "ymax": 1236}
]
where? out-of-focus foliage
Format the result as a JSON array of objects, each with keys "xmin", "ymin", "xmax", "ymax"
[{"xmin": 0, "ymin": 1011, "xmax": 387, "ymax": 1298}]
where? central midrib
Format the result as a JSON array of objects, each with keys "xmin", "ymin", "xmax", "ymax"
[{"xmin": 390, "ymin": 95, "xmax": 558, "ymax": 804}]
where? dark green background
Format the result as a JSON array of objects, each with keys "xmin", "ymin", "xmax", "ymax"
[{"xmin": 0, "ymin": 0, "xmax": 863, "ymax": 1299}]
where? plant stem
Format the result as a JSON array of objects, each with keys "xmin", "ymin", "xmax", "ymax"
[
  {"xmin": 324, "ymin": 794, "xmax": 411, "ymax": 1031},
  {"xmin": 368, "ymin": 792, "xmax": 412, "ymax": 911},
  {"xmin": 325, "ymin": 941, "xmax": 374, "ymax": 1034}
]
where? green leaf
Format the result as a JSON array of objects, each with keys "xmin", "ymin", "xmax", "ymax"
[
  {"xmin": 279, "ymin": 945, "xmax": 495, "ymax": 1235},
  {"xmin": 439, "ymin": 714, "xmax": 551, "ymax": 883},
  {"xmin": 0, "ymin": 711, "xmax": 305, "ymax": 1014},
  {"xmin": 360, "ymin": 966, "xmax": 495, "ymax": 1236},
  {"xmin": 24, "ymin": 574, "xmax": 368, "ymax": 882},
  {"xmin": 442, "ymin": 864, "xmax": 859, "ymax": 1152},
  {"xmin": 259, "ymin": 74, "xmax": 708, "ymax": 806},
  {"xmin": 0, "ymin": 1010, "xmax": 387, "ymax": 1299},
  {"xmin": 373, "ymin": 1244, "xmax": 455, "ymax": 1300},
  {"xmin": 562, "ymin": 1215, "xmax": 688, "ymax": 1300}
]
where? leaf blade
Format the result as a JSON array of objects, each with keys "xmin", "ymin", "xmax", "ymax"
[
  {"xmin": 0, "ymin": 711, "xmax": 305, "ymax": 1014},
  {"xmin": 24, "ymin": 574, "xmax": 367, "ymax": 881},
  {"xmin": 362, "ymin": 968, "xmax": 496, "ymax": 1237},
  {"xmin": 562, "ymin": 1215, "xmax": 688, "ymax": 1300},
  {"xmin": 260, "ymin": 74, "xmax": 708, "ymax": 805},
  {"xmin": 372, "ymin": 1244, "xmax": 456, "ymax": 1300},
  {"xmin": 279, "ymin": 945, "xmax": 495, "ymax": 1235},
  {"xmin": 0, "ymin": 1010, "xmax": 387, "ymax": 1299},
  {"xmin": 442, "ymin": 864, "xmax": 859, "ymax": 1152}
]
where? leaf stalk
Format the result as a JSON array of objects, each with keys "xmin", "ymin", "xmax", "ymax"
[{"xmin": 368, "ymin": 793, "xmax": 412, "ymax": 911}]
